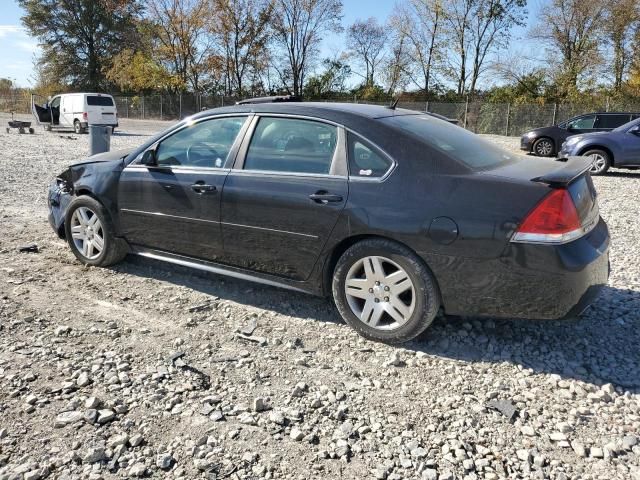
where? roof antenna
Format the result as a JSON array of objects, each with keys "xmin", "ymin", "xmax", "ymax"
[{"xmin": 387, "ymin": 97, "xmax": 400, "ymax": 110}]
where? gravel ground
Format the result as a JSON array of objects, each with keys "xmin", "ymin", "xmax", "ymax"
[{"xmin": 1, "ymin": 115, "xmax": 639, "ymax": 480}]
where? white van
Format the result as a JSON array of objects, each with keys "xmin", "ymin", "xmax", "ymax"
[{"xmin": 33, "ymin": 93, "xmax": 118, "ymax": 134}]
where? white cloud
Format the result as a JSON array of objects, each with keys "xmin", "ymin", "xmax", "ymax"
[{"xmin": 0, "ymin": 25, "xmax": 24, "ymax": 38}]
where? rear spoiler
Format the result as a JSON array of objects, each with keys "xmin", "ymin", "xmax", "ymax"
[{"xmin": 531, "ymin": 156, "xmax": 592, "ymax": 187}]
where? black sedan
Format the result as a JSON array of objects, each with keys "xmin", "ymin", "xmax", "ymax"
[
  {"xmin": 521, "ymin": 112, "xmax": 639, "ymax": 157},
  {"xmin": 48, "ymin": 102, "xmax": 610, "ymax": 343}
]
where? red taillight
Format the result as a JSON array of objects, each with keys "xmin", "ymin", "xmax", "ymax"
[
  {"xmin": 82, "ymin": 112, "xmax": 88, "ymax": 121},
  {"xmin": 512, "ymin": 188, "xmax": 583, "ymax": 244}
]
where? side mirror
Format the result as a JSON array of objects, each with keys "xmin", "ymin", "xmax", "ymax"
[
  {"xmin": 629, "ymin": 126, "xmax": 640, "ymax": 136},
  {"xmin": 140, "ymin": 148, "xmax": 157, "ymax": 166}
]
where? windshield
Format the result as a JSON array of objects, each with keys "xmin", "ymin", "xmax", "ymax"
[
  {"xmin": 613, "ymin": 117, "xmax": 640, "ymax": 132},
  {"xmin": 380, "ymin": 114, "xmax": 517, "ymax": 170}
]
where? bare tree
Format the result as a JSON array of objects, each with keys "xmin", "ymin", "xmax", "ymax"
[
  {"xmin": 467, "ymin": 0, "xmax": 526, "ymax": 96},
  {"xmin": 210, "ymin": 0, "xmax": 274, "ymax": 97},
  {"xmin": 532, "ymin": 0, "xmax": 608, "ymax": 97},
  {"xmin": 270, "ymin": 0, "xmax": 343, "ymax": 97},
  {"xmin": 147, "ymin": 0, "xmax": 213, "ymax": 91},
  {"xmin": 380, "ymin": 31, "xmax": 411, "ymax": 95},
  {"xmin": 605, "ymin": 0, "xmax": 640, "ymax": 91},
  {"xmin": 347, "ymin": 17, "xmax": 388, "ymax": 87},
  {"xmin": 442, "ymin": 0, "xmax": 474, "ymax": 95},
  {"xmin": 391, "ymin": 0, "xmax": 443, "ymax": 96}
]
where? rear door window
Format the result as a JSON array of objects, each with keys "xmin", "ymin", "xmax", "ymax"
[
  {"xmin": 87, "ymin": 95, "xmax": 114, "ymax": 106},
  {"xmin": 243, "ymin": 117, "xmax": 338, "ymax": 174},
  {"xmin": 594, "ymin": 114, "xmax": 631, "ymax": 129},
  {"xmin": 347, "ymin": 133, "xmax": 393, "ymax": 178}
]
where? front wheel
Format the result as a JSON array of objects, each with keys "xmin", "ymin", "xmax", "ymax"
[
  {"xmin": 533, "ymin": 137, "xmax": 554, "ymax": 157},
  {"xmin": 332, "ymin": 239, "xmax": 440, "ymax": 344},
  {"xmin": 64, "ymin": 196, "xmax": 127, "ymax": 267},
  {"xmin": 584, "ymin": 149, "xmax": 611, "ymax": 175}
]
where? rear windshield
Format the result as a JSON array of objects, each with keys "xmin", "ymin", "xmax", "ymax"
[
  {"xmin": 87, "ymin": 95, "xmax": 114, "ymax": 106},
  {"xmin": 380, "ymin": 114, "xmax": 517, "ymax": 170}
]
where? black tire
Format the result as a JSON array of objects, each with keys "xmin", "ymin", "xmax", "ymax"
[
  {"xmin": 583, "ymin": 149, "xmax": 611, "ymax": 175},
  {"xmin": 532, "ymin": 137, "xmax": 555, "ymax": 157},
  {"xmin": 74, "ymin": 120, "xmax": 85, "ymax": 134},
  {"xmin": 332, "ymin": 238, "xmax": 440, "ymax": 344},
  {"xmin": 64, "ymin": 195, "xmax": 128, "ymax": 267}
]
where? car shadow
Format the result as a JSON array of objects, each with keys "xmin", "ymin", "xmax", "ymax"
[
  {"xmin": 604, "ymin": 170, "xmax": 640, "ymax": 178},
  {"xmin": 113, "ymin": 256, "xmax": 640, "ymax": 390}
]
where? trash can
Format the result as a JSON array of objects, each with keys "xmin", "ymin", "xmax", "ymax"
[{"xmin": 89, "ymin": 125, "xmax": 111, "ymax": 156}]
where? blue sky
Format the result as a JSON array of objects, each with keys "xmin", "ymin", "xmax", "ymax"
[{"xmin": 0, "ymin": 0, "xmax": 541, "ymax": 88}]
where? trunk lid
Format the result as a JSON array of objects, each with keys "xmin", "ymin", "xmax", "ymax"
[{"xmin": 484, "ymin": 155, "xmax": 598, "ymax": 230}]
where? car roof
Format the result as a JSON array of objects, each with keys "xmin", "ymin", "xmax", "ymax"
[
  {"xmin": 193, "ymin": 102, "xmax": 422, "ymax": 122},
  {"xmin": 572, "ymin": 111, "xmax": 639, "ymax": 116}
]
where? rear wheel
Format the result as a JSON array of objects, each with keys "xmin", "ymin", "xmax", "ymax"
[
  {"xmin": 64, "ymin": 196, "xmax": 127, "ymax": 267},
  {"xmin": 584, "ymin": 149, "xmax": 611, "ymax": 175},
  {"xmin": 74, "ymin": 120, "xmax": 84, "ymax": 134},
  {"xmin": 332, "ymin": 239, "xmax": 440, "ymax": 344},
  {"xmin": 533, "ymin": 137, "xmax": 554, "ymax": 157}
]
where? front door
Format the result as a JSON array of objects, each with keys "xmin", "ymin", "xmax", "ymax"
[
  {"xmin": 221, "ymin": 116, "xmax": 348, "ymax": 281},
  {"xmin": 118, "ymin": 115, "xmax": 250, "ymax": 261},
  {"xmin": 620, "ymin": 129, "xmax": 640, "ymax": 165},
  {"xmin": 49, "ymin": 96, "xmax": 61, "ymax": 126}
]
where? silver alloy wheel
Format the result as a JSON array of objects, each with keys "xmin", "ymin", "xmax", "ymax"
[
  {"xmin": 535, "ymin": 139, "xmax": 553, "ymax": 156},
  {"xmin": 70, "ymin": 207, "xmax": 104, "ymax": 260},
  {"xmin": 589, "ymin": 153, "xmax": 607, "ymax": 173},
  {"xmin": 344, "ymin": 256, "xmax": 416, "ymax": 330}
]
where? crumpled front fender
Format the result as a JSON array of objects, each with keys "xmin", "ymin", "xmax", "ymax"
[{"xmin": 47, "ymin": 179, "xmax": 72, "ymax": 238}]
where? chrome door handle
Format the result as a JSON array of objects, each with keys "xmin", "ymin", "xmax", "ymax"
[
  {"xmin": 309, "ymin": 192, "xmax": 343, "ymax": 203},
  {"xmin": 191, "ymin": 183, "xmax": 216, "ymax": 194}
]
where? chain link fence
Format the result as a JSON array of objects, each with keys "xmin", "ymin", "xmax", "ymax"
[{"xmin": 3, "ymin": 92, "xmax": 640, "ymax": 136}]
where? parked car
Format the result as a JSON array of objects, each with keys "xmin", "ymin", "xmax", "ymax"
[
  {"xmin": 32, "ymin": 92, "xmax": 118, "ymax": 134},
  {"xmin": 520, "ymin": 112, "xmax": 640, "ymax": 157},
  {"xmin": 47, "ymin": 102, "xmax": 609, "ymax": 344},
  {"xmin": 559, "ymin": 117, "xmax": 640, "ymax": 174}
]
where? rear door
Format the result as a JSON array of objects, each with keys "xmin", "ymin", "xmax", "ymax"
[
  {"xmin": 220, "ymin": 115, "xmax": 348, "ymax": 281},
  {"xmin": 86, "ymin": 94, "xmax": 117, "ymax": 125},
  {"xmin": 118, "ymin": 115, "xmax": 250, "ymax": 261},
  {"xmin": 594, "ymin": 113, "xmax": 632, "ymax": 131}
]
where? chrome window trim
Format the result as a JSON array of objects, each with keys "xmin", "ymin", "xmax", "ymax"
[
  {"xmin": 345, "ymin": 131, "xmax": 397, "ymax": 183},
  {"xmin": 227, "ymin": 169, "xmax": 348, "ymax": 180},
  {"xmin": 123, "ymin": 164, "xmax": 232, "ymax": 174}
]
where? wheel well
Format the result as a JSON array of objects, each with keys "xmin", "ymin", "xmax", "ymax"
[
  {"xmin": 534, "ymin": 136, "xmax": 554, "ymax": 145},
  {"xmin": 578, "ymin": 145, "xmax": 615, "ymax": 166},
  {"xmin": 321, "ymin": 234, "xmax": 438, "ymax": 298}
]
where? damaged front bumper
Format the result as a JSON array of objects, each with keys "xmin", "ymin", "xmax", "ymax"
[{"xmin": 47, "ymin": 179, "xmax": 73, "ymax": 238}]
